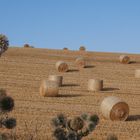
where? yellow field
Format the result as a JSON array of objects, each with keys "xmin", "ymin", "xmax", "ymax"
[{"xmin": 0, "ymin": 48, "xmax": 140, "ymax": 140}]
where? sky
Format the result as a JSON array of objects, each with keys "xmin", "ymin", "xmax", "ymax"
[{"xmin": 0, "ymin": 0, "xmax": 140, "ymax": 53}]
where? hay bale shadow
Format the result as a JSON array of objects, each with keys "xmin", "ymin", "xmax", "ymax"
[
  {"xmin": 129, "ymin": 61, "xmax": 136, "ymax": 64},
  {"xmin": 57, "ymin": 94, "xmax": 82, "ymax": 98},
  {"xmin": 126, "ymin": 115, "xmax": 140, "ymax": 121},
  {"xmin": 67, "ymin": 69, "xmax": 79, "ymax": 72},
  {"xmin": 62, "ymin": 84, "xmax": 80, "ymax": 87},
  {"xmin": 84, "ymin": 65, "xmax": 95, "ymax": 68},
  {"xmin": 102, "ymin": 87, "xmax": 120, "ymax": 91}
]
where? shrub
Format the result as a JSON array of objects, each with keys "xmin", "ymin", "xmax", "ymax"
[
  {"xmin": 0, "ymin": 96, "xmax": 14, "ymax": 112},
  {"xmin": 87, "ymin": 122, "xmax": 96, "ymax": 132},
  {"xmin": 0, "ymin": 34, "xmax": 9, "ymax": 55},
  {"xmin": 2, "ymin": 118, "xmax": 16, "ymax": 129},
  {"xmin": 51, "ymin": 113, "xmax": 99, "ymax": 140},
  {"xmin": 51, "ymin": 114, "xmax": 67, "ymax": 127},
  {"xmin": 89, "ymin": 114, "xmax": 99, "ymax": 125},
  {"xmin": 66, "ymin": 131, "xmax": 78, "ymax": 140},
  {"xmin": 80, "ymin": 113, "xmax": 88, "ymax": 121},
  {"xmin": 0, "ymin": 89, "xmax": 16, "ymax": 139},
  {"xmin": 53, "ymin": 127, "xmax": 67, "ymax": 140}
]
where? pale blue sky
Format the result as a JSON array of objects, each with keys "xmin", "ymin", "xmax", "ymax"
[{"xmin": 0, "ymin": 0, "xmax": 140, "ymax": 53}]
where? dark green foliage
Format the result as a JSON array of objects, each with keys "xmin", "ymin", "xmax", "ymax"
[
  {"xmin": 107, "ymin": 134, "xmax": 118, "ymax": 140},
  {"xmin": 51, "ymin": 113, "xmax": 99, "ymax": 140},
  {"xmin": 57, "ymin": 114, "xmax": 67, "ymax": 127},
  {"xmin": 89, "ymin": 114, "xmax": 99, "ymax": 125},
  {"xmin": 0, "ymin": 96, "xmax": 14, "ymax": 112},
  {"xmin": 52, "ymin": 117, "xmax": 60, "ymax": 127},
  {"xmin": 2, "ymin": 118, "xmax": 16, "ymax": 129},
  {"xmin": 78, "ymin": 128, "xmax": 89, "ymax": 137},
  {"xmin": 0, "ymin": 34, "xmax": 9, "ymax": 55},
  {"xmin": 66, "ymin": 131, "xmax": 79, "ymax": 140},
  {"xmin": 80, "ymin": 113, "xmax": 88, "ymax": 121},
  {"xmin": 53, "ymin": 127, "xmax": 66, "ymax": 140},
  {"xmin": 0, "ymin": 89, "xmax": 16, "ymax": 136},
  {"xmin": 51, "ymin": 114, "xmax": 67, "ymax": 128},
  {"xmin": 87, "ymin": 122, "xmax": 96, "ymax": 132}
]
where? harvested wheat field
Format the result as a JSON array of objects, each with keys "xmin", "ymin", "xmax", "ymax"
[{"xmin": 0, "ymin": 47, "xmax": 140, "ymax": 140}]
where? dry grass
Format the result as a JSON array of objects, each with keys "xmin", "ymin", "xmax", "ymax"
[{"xmin": 0, "ymin": 48, "xmax": 140, "ymax": 140}]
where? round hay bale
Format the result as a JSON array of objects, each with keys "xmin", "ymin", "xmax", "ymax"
[
  {"xmin": 135, "ymin": 69, "xmax": 140, "ymax": 78},
  {"xmin": 40, "ymin": 80, "xmax": 59, "ymax": 97},
  {"xmin": 119, "ymin": 55, "xmax": 130, "ymax": 64},
  {"xmin": 75, "ymin": 57, "xmax": 86, "ymax": 68},
  {"xmin": 63, "ymin": 47, "xmax": 68, "ymax": 51},
  {"xmin": 100, "ymin": 96, "xmax": 129, "ymax": 121},
  {"xmin": 55, "ymin": 61, "xmax": 69, "ymax": 72},
  {"xmin": 48, "ymin": 75, "xmax": 63, "ymax": 86},
  {"xmin": 79, "ymin": 46, "xmax": 86, "ymax": 51},
  {"xmin": 23, "ymin": 44, "xmax": 30, "ymax": 48},
  {"xmin": 88, "ymin": 79, "xmax": 103, "ymax": 91}
]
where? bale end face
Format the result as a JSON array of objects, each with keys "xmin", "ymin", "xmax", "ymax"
[
  {"xmin": 100, "ymin": 96, "xmax": 129, "ymax": 121},
  {"xmin": 75, "ymin": 57, "xmax": 86, "ymax": 68},
  {"xmin": 110, "ymin": 102, "xmax": 129, "ymax": 121},
  {"xmin": 119, "ymin": 55, "xmax": 130, "ymax": 64},
  {"xmin": 40, "ymin": 80, "xmax": 59, "ymax": 97},
  {"xmin": 55, "ymin": 61, "xmax": 69, "ymax": 72}
]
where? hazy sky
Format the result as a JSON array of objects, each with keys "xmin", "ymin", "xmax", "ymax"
[{"xmin": 0, "ymin": 0, "xmax": 140, "ymax": 53}]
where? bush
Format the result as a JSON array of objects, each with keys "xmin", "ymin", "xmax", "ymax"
[
  {"xmin": 0, "ymin": 89, "xmax": 16, "ymax": 134},
  {"xmin": 0, "ymin": 34, "xmax": 9, "ymax": 55},
  {"xmin": 51, "ymin": 113, "xmax": 99, "ymax": 140},
  {"xmin": 0, "ymin": 96, "xmax": 14, "ymax": 112},
  {"xmin": 2, "ymin": 118, "xmax": 16, "ymax": 129},
  {"xmin": 51, "ymin": 113, "xmax": 67, "ymax": 127}
]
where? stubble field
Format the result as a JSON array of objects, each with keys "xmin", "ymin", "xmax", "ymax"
[{"xmin": 0, "ymin": 47, "xmax": 140, "ymax": 140}]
